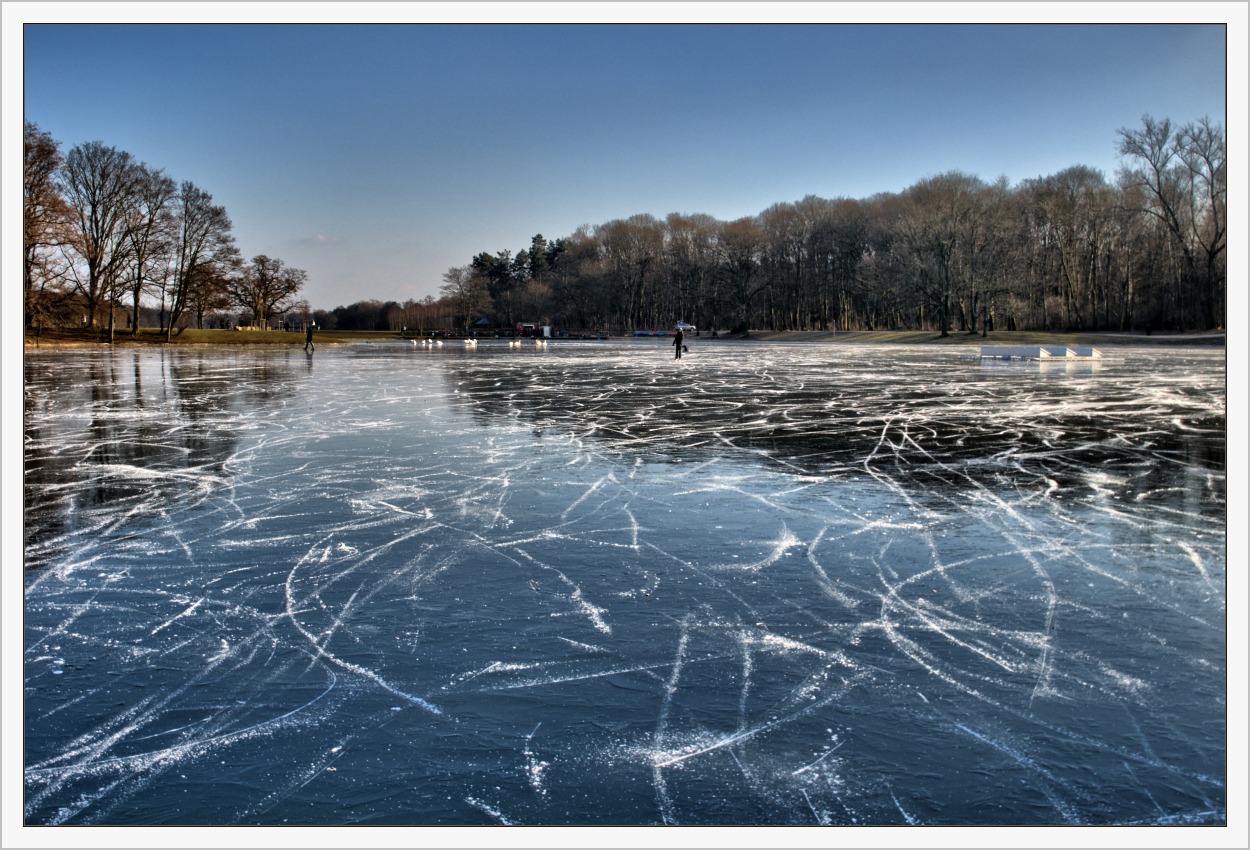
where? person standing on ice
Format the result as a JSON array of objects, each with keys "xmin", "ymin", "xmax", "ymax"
[
  {"xmin": 673, "ymin": 326, "xmax": 684, "ymax": 359},
  {"xmin": 304, "ymin": 323, "xmax": 315, "ymax": 353}
]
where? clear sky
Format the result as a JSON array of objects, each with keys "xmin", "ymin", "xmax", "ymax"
[{"xmin": 9, "ymin": 4, "xmax": 1241, "ymax": 312}]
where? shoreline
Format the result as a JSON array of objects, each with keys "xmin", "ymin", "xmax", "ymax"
[
  {"xmin": 739, "ymin": 330, "xmax": 1226, "ymax": 347},
  {"xmin": 22, "ymin": 328, "xmax": 1227, "ymax": 350}
]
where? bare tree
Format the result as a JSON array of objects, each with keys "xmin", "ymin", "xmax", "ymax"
[
  {"xmin": 1174, "ymin": 116, "xmax": 1227, "ymax": 328},
  {"xmin": 167, "ymin": 181, "xmax": 237, "ymax": 340},
  {"xmin": 895, "ymin": 173, "xmax": 979, "ymax": 335},
  {"xmin": 58, "ymin": 141, "xmax": 142, "ymax": 328},
  {"xmin": 714, "ymin": 216, "xmax": 765, "ymax": 331},
  {"xmin": 186, "ymin": 261, "xmax": 237, "ymax": 329},
  {"xmin": 1117, "ymin": 114, "xmax": 1226, "ymax": 329},
  {"xmin": 23, "ymin": 122, "xmax": 71, "ymax": 332},
  {"xmin": 597, "ymin": 214, "xmax": 663, "ymax": 331},
  {"xmin": 227, "ymin": 255, "xmax": 307, "ymax": 330},
  {"xmin": 1020, "ymin": 166, "xmax": 1117, "ymax": 330},
  {"xmin": 858, "ymin": 192, "xmax": 911, "ymax": 330},
  {"xmin": 123, "ymin": 164, "xmax": 178, "ymax": 334},
  {"xmin": 548, "ymin": 227, "xmax": 610, "ymax": 332},
  {"xmin": 663, "ymin": 212, "xmax": 718, "ymax": 330},
  {"xmin": 440, "ymin": 265, "xmax": 489, "ymax": 332}
]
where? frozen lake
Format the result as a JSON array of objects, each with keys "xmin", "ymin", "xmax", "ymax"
[{"xmin": 21, "ymin": 339, "xmax": 1226, "ymax": 829}]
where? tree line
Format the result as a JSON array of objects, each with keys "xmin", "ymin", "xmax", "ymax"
[
  {"xmin": 23, "ymin": 122, "xmax": 309, "ymax": 341},
  {"xmin": 436, "ymin": 114, "xmax": 1224, "ymax": 337},
  {"xmin": 27, "ymin": 115, "xmax": 1224, "ymax": 339}
]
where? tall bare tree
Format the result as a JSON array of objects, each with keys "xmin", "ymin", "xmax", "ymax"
[
  {"xmin": 857, "ymin": 192, "xmax": 910, "ymax": 330},
  {"xmin": 598, "ymin": 214, "xmax": 663, "ymax": 330},
  {"xmin": 895, "ymin": 172, "xmax": 988, "ymax": 335},
  {"xmin": 58, "ymin": 141, "xmax": 142, "ymax": 328},
  {"xmin": 123, "ymin": 164, "xmax": 178, "ymax": 335},
  {"xmin": 1117, "ymin": 114, "xmax": 1226, "ymax": 329},
  {"xmin": 23, "ymin": 122, "xmax": 70, "ymax": 331},
  {"xmin": 167, "ymin": 181, "xmax": 236, "ymax": 340},
  {"xmin": 758, "ymin": 201, "xmax": 807, "ymax": 330},
  {"xmin": 713, "ymin": 216, "xmax": 764, "ymax": 331},
  {"xmin": 547, "ymin": 227, "xmax": 609, "ymax": 332},
  {"xmin": 1021, "ymin": 166, "xmax": 1116, "ymax": 330},
  {"xmin": 663, "ymin": 212, "xmax": 717, "ymax": 329},
  {"xmin": 1174, "ymin": 116, "xmax": 1226, "ymax": 328}
]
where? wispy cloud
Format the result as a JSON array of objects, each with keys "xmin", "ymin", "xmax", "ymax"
[{"xmin": 299, "ymin": 234, "xmax": 345, "ymax": 246}]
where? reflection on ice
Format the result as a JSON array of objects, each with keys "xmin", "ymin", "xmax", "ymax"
[{"xmin": 22, "ymin": 341, "xmax": 1226, "ymax": 826}]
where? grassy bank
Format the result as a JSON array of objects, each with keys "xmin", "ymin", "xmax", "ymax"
[
  {"xmin": 24, "ymin": 326, "xmax": 1225, "ymax": 349},
  {"xmin": 23, "ymin": 327, "xmax": 399, "ymax": 347}
]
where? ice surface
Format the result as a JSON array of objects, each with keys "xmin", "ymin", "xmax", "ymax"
[{"xmin": 22, "ymin": 340, "xmax": 1226, "ymax": 826}]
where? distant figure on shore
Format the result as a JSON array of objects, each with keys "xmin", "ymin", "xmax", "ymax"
[
  {"xmin": 673, "ymin": 327, "xmax": 684, "ymax": 359},
  {"xmin": 304, "ymin": 324, "xmax": 315, "ymax": 353}
]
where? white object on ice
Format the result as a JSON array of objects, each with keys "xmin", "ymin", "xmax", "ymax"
[{"xmin": 980, "ymin": 345, "xmax": 1102, "ymax": 360}]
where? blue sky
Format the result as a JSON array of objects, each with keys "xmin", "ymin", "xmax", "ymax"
[{"xmin": 9, "ymin": 6, "xmax": 1241, "ymax": 311}]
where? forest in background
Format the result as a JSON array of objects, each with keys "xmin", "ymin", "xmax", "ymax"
[{"xmin": 24, "ymin": 115, "xmax": 1225, "ymax": 339}]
